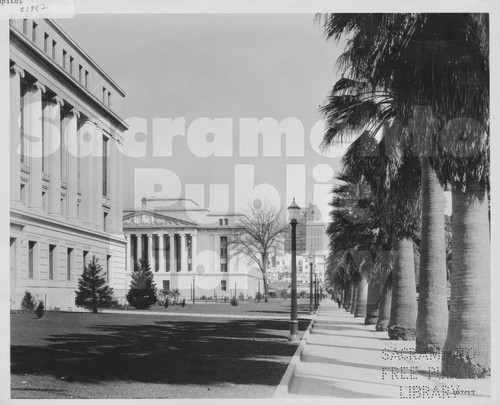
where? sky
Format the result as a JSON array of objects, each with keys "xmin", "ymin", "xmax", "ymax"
[{"xmin": 57, "ymin": 14, "xmax": 348, "ymax": 220}]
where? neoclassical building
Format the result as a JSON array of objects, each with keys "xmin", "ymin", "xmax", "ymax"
[
  {"xmin": 9, "ymin": 19, "xmax": 128, "ymax": 309},
  {"xmin": 123, "ymin": 198, "xmax": 263, "ymax": 299}
]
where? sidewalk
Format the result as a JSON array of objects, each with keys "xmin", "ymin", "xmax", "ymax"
[{"xmin": 274, "ymin": 299, "xmax": 490, "ymax": 399}]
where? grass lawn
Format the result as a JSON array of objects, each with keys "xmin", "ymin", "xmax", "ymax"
[
  {"xmin": 11, "ymin": 309, "xmax": 310, "ymax": 399},
  {"xmin": 113, "ymin": 298, "xmax": 314, "ymax": 317}
]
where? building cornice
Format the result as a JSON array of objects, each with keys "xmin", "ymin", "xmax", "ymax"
[
  {"xmin": 10, "ymin": 26, "xmax": 128, "ymax": 132},
  {"xmin": 11, "ymin": 207, "xmax": 126, "ymax": 244},
  {"xmin": 46, "ymin": 19, "xmax": 126, "ymax": 97}
]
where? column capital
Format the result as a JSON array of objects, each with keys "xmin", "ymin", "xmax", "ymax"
[
  {"xmin": 31, "ymin": 81, "xmax": 46, "ymax": 93},
  {"xmin": 69, "ymin": 108, "xmax": 80, "ymax": 118},
  {"xmin": 52, "ymin": 95, "xmax": 65, "ymax": 107},
  {"xmin": 10, "ymin": 63, "xmax": 25, "ymax": 78}
]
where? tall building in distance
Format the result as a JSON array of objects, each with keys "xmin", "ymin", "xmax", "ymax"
[
  {"xmin": 284, "ymin": 202, "xmax": 329, "ymax": 280},
  {"xmin": 9, "ymin": 19, "xmax": 128, "ymax": 309}
]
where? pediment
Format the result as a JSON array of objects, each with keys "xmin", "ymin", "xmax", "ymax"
[{"xmin": 123, "ymin": 211, "xmax": 197, "ymax": 227}]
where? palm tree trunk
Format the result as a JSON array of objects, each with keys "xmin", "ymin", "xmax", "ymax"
[
  {"xmin": 416, "ymin": 158, "xmax": 449, "ymax": 352},
  {"xmin": 354, "ymin": 273, "xmax": 368, "ymax": 318},
  {"xmin": 376, "ymin": 272, "xmax": 392, "ymax": 331},
  {"xmin": 344, "ymin": 282, "xmax": 352, "ymax": 310},
  {"xmin": 350, "ymin": 282, "xmax": 358, "ymax": 314},
  {"xmin": 388, "ymin": 236, "xmax": 418, "ymax": 340},
  {"xmin": 340, "ymin": 288, "xmax": 345, "ymax": 306},
  {"xmin": 442, "ymin": 183, "xmax": 490, "ymax": 378},
  {"xmin": 365, "ymin": 280, "xmax": 380, "ymax": 325}
]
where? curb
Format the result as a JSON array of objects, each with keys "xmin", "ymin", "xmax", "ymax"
[
  {"xmin": 101, "ymin": 309, "xmax": 315, "ymax": 321},
  {"xmin": 273, "ymin": 305, "xmax": 320, "ymax": 398}
]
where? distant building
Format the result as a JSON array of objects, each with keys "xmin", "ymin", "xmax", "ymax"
[
  {"xmin": 9, "ymin": 19, "xmax": 128, "ymax": 309},
  {"xmin": 122, "ymin": 197, "xmax": 263, "ymax": 299},
  {"xmin": 284, "ymin": 203, "xmax": 329, "ymax": 280}
]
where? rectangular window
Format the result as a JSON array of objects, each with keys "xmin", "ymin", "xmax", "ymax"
[
  {"xmin": 221, "ymin": 280, "xmax": 227, "ymax": 291},
  {"xmin": 102, "ymin": 87, "xmax": 107, "ymax": 104},
  {"xmin": 162, "ymin": 280, "xmax": 170, "ymax": 291},
  {"xmin": 20, "ymin": 184, "xmax": 26, "ymax": 204},
  {"xmin": 83, "ymin": 250, "xmax": 89, "ymax": 270},
  {"xmin": 49, "ymin": 244, "xmax": 56, "ymax": 280},
  {"xmin": 44, "ymin": 33, "xmax": 48, "ymax": 52},
  {"xmin": 103, "ymin": 212, "xmax": 108, "ymax": 232},
  {"xmin": 20, "ymin": 82, "xmax": 26, "ymax": 163},
  {"xmin": 28, "ymin": 241, "xmax": 36, "ymax": 279},
  {"xmin": 67, "ymin": 247, "xmax": 73, "ymax": 280},
  {"xmin": 107, "ymin": 91, "xmax": 111, "ymax": 107},
  {"xmin": 102, "ymin": 136, "xmax": 108, "ymax": 196},
  {"xmin": 220, "ymin": 236, "xmax": 228, "ymax": 272},
  {"xmin": 219, "ymin": 219, "xmax": 223, "ymax": 226},
  {"xmin": 224, "ymin": 218, "xmax": 228, "ymax": 226},
  {"xmin": 106, "ymin": 255, "xmax": 111, "ymax": 283},
  {"xmin": 78, "ymin": 65, "xmax": 83, "ymax": 82},
  {"xmin": 62, "ymin": 50, "xmax": 67, "ymax": 69},
  {"xmin": 32, "ymin": 22, "xmax": 37, "ymax": 43},
  {"xmin": 69, "ymin": 56, "xmax": 74, "ymax": 75},
  {"xmin": 52, "ymin": 40, "xmax": 57, "ymax": 59},
  {"xmin": 22, "ymin": 19, "xmax": 28, "ymax": 34},
  {"xmin": 85, "ymin": 70, "xmax": 89, "ymax": 88}
]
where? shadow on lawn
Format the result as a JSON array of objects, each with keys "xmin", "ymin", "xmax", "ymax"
[
  {"xmin": 248, "ymin": 303, "xmax": 312, "ymax": 315},
  {"xmin": 12, "ymin": 318, "xmax": 308, "ymax": 386}
]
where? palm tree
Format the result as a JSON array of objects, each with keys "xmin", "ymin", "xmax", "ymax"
[
  {"xmin": 325, "ymin": 111, "xmax": 421, "ymax": 340},
  {"xmin": 376, "ymin": 272, "xmax": 392, "ymax": 331},
  {"xmin": 327, "ymin": 171, "xmax": 388, "ymax": 320},
  {"xmin": 318, "ymin": 17, "xmax": 445, "ymax": 347},
  {"xmin": 318, "ymin": 13, "xmax": 489, "ymax": 374}
]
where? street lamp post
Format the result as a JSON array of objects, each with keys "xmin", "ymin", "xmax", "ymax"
[
  {"xmin": 192, "ymin": 277, "xmax": 196, "ymax": 304},
  {"xmin": 314, "ymin": 272, "xmax": 318, "ymax": 310},
  {"xmin": 309, "ymin": 252, "xmax": 314, "ymax": 315},
  {"xmin": 288, "ymin": 198, "xmax": 300, "ymax": 343}
]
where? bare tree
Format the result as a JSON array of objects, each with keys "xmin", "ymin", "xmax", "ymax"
[{"xmin": 231, "ymin": 200, "xmax": 288, "ymax": 302}]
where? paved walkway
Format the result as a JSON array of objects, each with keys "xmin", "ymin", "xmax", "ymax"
[{"xmin": 274, "ymin": 299, "xmax": 490, "ymax": 399}]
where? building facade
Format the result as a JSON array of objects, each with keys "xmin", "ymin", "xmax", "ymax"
[
  {"xmin": 123, "ymin": 197, "xmax": 263, "ymax": 300},
  {"xmin": 9, "ymin": 19, "xmax": 128, "ymax": 309}
]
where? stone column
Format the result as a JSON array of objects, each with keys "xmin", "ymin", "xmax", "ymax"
[
  {"xmin": 136, "ymin": 234, "xmax": 142, "ymax": 264},
  {"xmin": 147, "ymin": 234, "xmax": 154, "ymax": 268},
  {"xmin": 93, "ymin": 127, "xmax": 104, "ymax": 230},
  {"xmin": 125, "ymin": 234, "xmax": 131, "ymax": 272},
  {"xmin": 214, "ymin": 235, "xmax": 221, "ymax": 272},
  {"xmin": 191, "ymin": 231, "xmax": 198, "ymax": 273},
  {"xmin": 10, "ymin": 64, "xmax": 24, "ymax": 205},
  {"xmin": 114, "ymin": 141, "xmax": 124, "ymax": 233},
  {"xmin": 158, "ymin": 233, "xmax": 165, "ymax": 272},
  {"xmin": 26, "ymin": 81, "xmax": 46, "ymax": 212},
  {"xmin": 47, "ymin": 96, "xmax": 63, "ymax": 216},
  {"xmin": 170, "ymin": 234, "xmax": 175, "ymax": 272},
  {"xmin": 79, "ymin": 119, "xmax": 94, "ymax": 227},
  {"xmin": 180, "ymin": 233, "xmax": 186, "ymax": 272},
  {"xmin": 106, "ymin": 137, "xmax": 115, "ymax": 232},
  {"xmin": 62, "ymin": 108, "xmax": 79, "ymax": 220}
]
